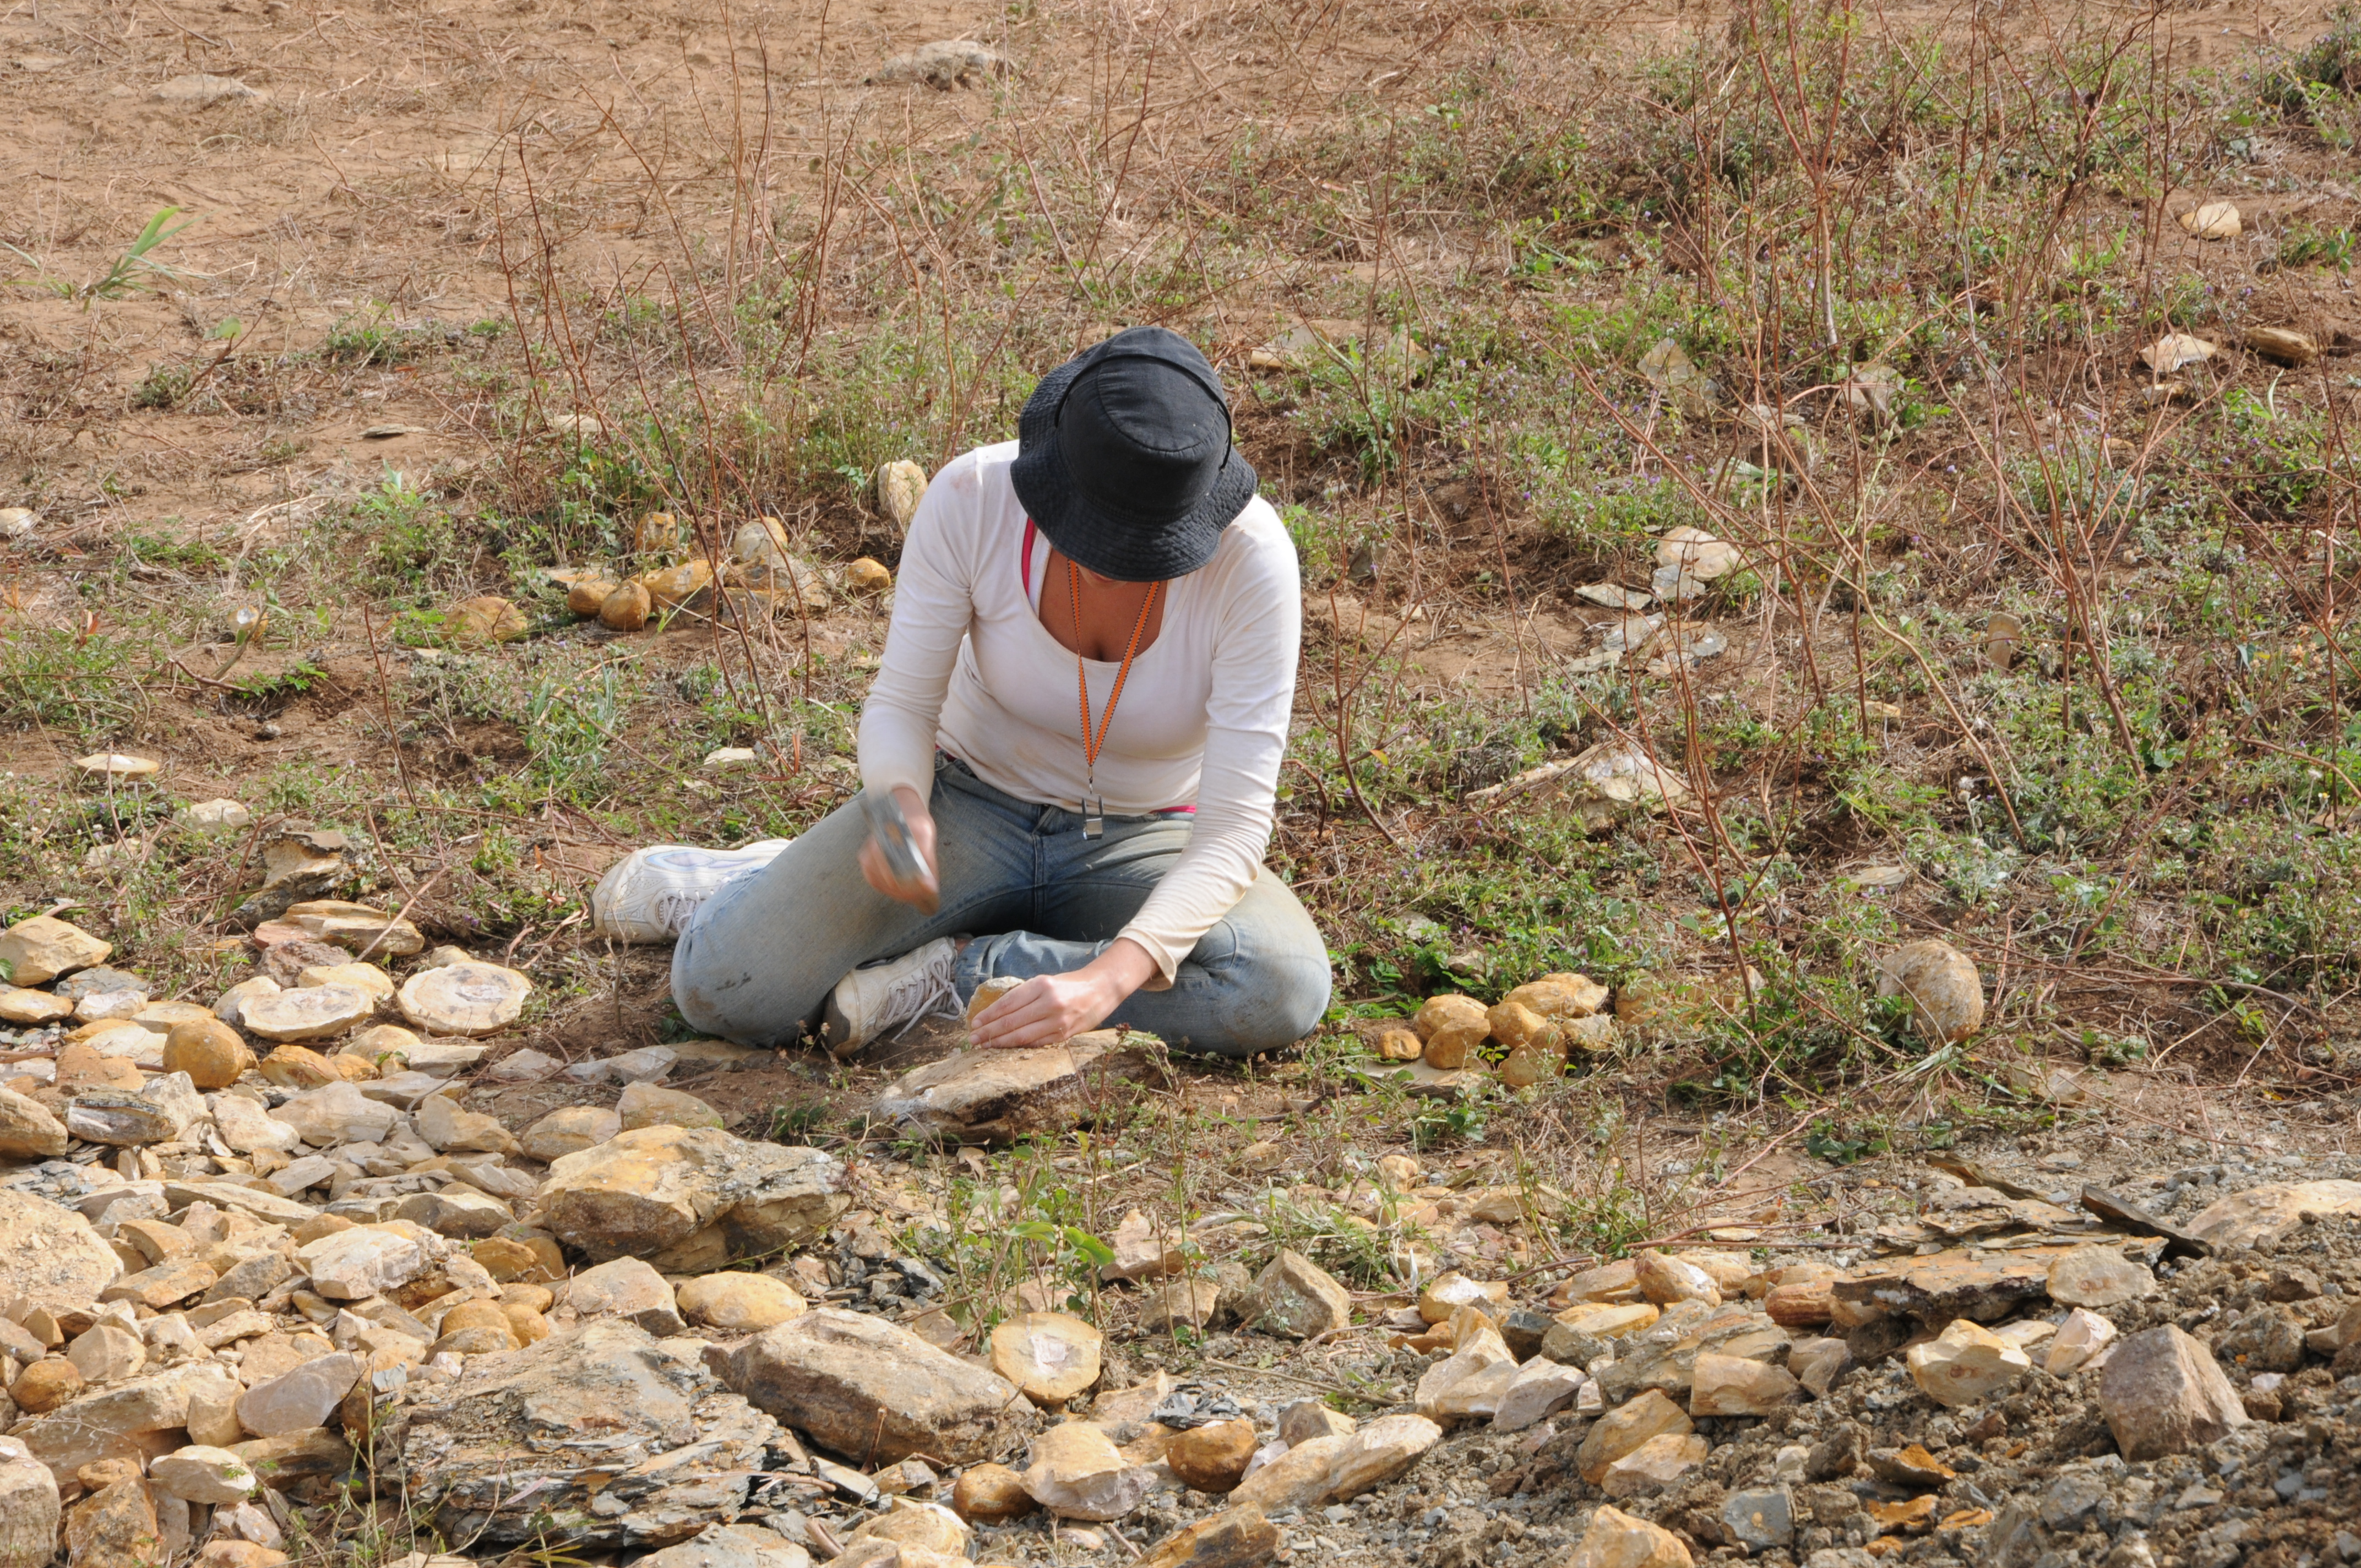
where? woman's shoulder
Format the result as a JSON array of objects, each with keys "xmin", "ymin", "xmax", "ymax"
[
  {"xmin": 932, "ymin": 440, "xmax": 1021, "ymax": 494},
  {"xmin": 1205, "ymin": 495, "xmax": 1300, "ymax": 592}
]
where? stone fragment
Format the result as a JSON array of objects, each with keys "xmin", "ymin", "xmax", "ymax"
[
  {"xmin": 2214, "ymin": 1304, "xmax": 2306, "ymax": 1374},
  {"xmin": 150, "ymin": 1445, "xmax": 256, "ymax": 1503},
  {"xmin": 720, "ymin": 1308, "xmax": 1036, "ymax": 1465},
  {"xmin": 2047, "ymin": 1308, "xmax": 2118, "ymax": 1375},
  {"xmin": 1602, "ymin": 1431, "xmax": 1710, "ymax": 1498},
  {"xmin": 66, "ymin": 1090, "xmax": 178, "ymax": 1146},
  {"xmin": 162, "ymin": 1019, "xmax": 253, "ymax": 1088},
  {"xmin": 210, "ymin": 1095, "xmax": 302, "ymax": 1155},
  {"xmin": 1906, "ymin": 1319, "xmax": 2031, "ymax": 1408},
  {"xmin": 300, "ymin": 1226, "xmax": 428, "ymax": 1299},
  {"xmin": 1137, "ymin": 1505, "xmax": 1279, "ymax": 1568},
  {"xmin": 237, "ymin": 1351, "xmax": 363, "ymax": 1436},
  {"xmin": 395, "ymin": 1188, "xmax": 512, "ymax": 1239},
  {"xmin": 1568, "ymin": 1504, "xmax": 1693, "ymax": 1568},
  {"xmin": 276, "ymin": 1081, "xmax": 396, "ymax": 1145},
  {"xmin": 523, "ymin": 1104, "xmax": 621, "ymax": 1162},
  {"xmin": 2184, "ymin": 1180, "xmax": 2361, "ymax": 1249},
  {"xmin": 537, "ymin": 1125, "xmax": 848, "ymax": 1272},
  {"xmin": 2246, "ymin": 325, "xmax": 2320, "ymax": 366},
  {"xmin": 396, "ymin": 962, "xmax": 532, "ymax": 1036},
  {"xmin": 1139, "ymin": 1278, "xmax": 1225, "ymax": 1333},
  {"xmin": 284, "ymin": 901, "xmax": 426, "ymax": 958},
  {"xmin": 1690, "ymin": 1351, "xmax": 1800, "ymax": 1415},
  {"xmin": 1247, "ymin": 1249, "xmax": 1351, "ymax": 1340},
  {"xmin": 876, "ymin": 461, "xmax": 929, "ymax": 529},
  {"xmin": 414, "ymin": 1093, "xmax": 518, "ymax": 1153},
  {"xmin": 951, "ymin": 1462, "xmax": 1036, "ymax": 1522},
  {"xmin": 0, "ymin": 915, "xmax": 111, "ymax": 986},
  {"xmin": 0, "ymin": 987, "xmax": 75, "ymax": 1025},
  {"xmin": 101, "ymin": 1259, "xmax": 216, "ymax": 1310},
  {"xmin": 1103, "ymin": 1208, "xmax": 1182, "ymax": 1282},
  {"xmin": 1415, "ymin": 1322, "xmax": 1517, "ymax": 1420},
  {"xmin": 1635, "ymin": 1251, "xmax": 1721, "ymax": 1306},
  {"xmin": 211, "ymin": 977, "xmax": 280, "ymax": 1030},
  {"xmin": 618, "ymin": 1081, "xmax": 725, "ymax": 1131},
  {"xmin": 66, "ymin": 1477, "xmax": 159, "ymax": 1568},
  {"xmin": 1790, "ymin": 1335, "xmax": 1850, "ymax": 1397},
  {"xmin": 1832, "ymin": 1245, "xmax": 2077, "ymax": 1327},
  {"xmin": 14, "ymin": 1359, "xmax": 242, "ymax": 1478},
  {"xmin": 1018, "ymin": 1416, "xmax": 1155, "ymax": 1521},
  {"xmin": 872, "ymin": 1033, "xmax": 1169, "ymax": 1142},
  {"xmin": 567, "ymin": 578, "xmax": 621, "ymax": 614},
  {"xmin": 1766, "ymin": 1276, "xmax": 1836, "ymax": 1328},
  {"xmin": 191, "ymin": 1547, "xmax": 285, "ymax": 1568},
  {"xmin": 1722, "ymin": 1488, "xmax": 1797, "ymax": 1553},
  {"xmin": 0, "ymin": 1086, "xmax": 67, "ymax": 1159},
  {"xmin": 1163, "ymin": 1419, "xmax": 1258, "ymax": 1494},
  {"xmin": 399, "ymin": 1320, "xmax": 780, "ymax": 1547},
  {"xmin": 1875, "ymin": 939, "xmax": 1984, "ymax": 1042},
  {"xmin": 0, "ymin": 1437, "xmax": 61, "ymax": 1568},
  {"xmin": 989, "ymin": 1311, "xmax": 1103, "ymax": 1407},
  {"xmin": 257, "ymin": 1044, "xmax": 339, "ymax": 1089},
  {"xmin": 600, "ymin": 580, "xmax": 651, "ymax": 630},
  {"xmin": 677, "ymin": 1273, "xmax": 807, "ymax": 1333},
  {"xmin": 1576, "ymin": 1389, "xmax": 1694, "ymax": 1486},
  {"xmin": 1417, "ymin": 1271, "xmax": 1509, "ymax": 1324},
  {"xmin": 0, "ymin": 1192, "xmax": 124, "ymax": 1313},
  {"xmin": 1503, "ymin": 972, "xmax": 1609, "ymax": 1020},
  {"xmin": 241, "ymin": 984, "xmax": 376, "ymax": 1043},
  {"xmin": 2047, "ymin": 1245, "xmax": 2155, "ymax": 1309},
  {"xmin": 1494, "ymin": 1356, "xmax": 1585, "ymax": 1432},
  {"xmin": 12, "ymin": 1359, "xmax": 85, "ymax": 1414},
  {"xmin": 296, "ymin": 961, "xmax": 395, "ymax": 1001},
  {"xmin": 563, "ymin": 1044, "xmax": 678, "ymax": 1085},
  {"xmin": 563, "ymin": 1257, "xmax": 685, "ymax": 1335},
  {"xmin": 448, "ymin": 595, "xmax": 527, "ymax": 646}
]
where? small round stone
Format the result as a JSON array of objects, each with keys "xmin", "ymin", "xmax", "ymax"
[{"xmin": 162, "ymin": 1017, "xmax": 254, "ymax": 1089}]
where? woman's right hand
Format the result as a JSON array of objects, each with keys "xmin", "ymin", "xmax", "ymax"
[{"xmin": 858, "ymin": 785, "xmax": 941, "ymax": 908}]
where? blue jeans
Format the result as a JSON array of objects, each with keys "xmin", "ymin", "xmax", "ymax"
[{"xmin": 670, "ymin": 754, "xmax": 1332, "ymax": 1058}]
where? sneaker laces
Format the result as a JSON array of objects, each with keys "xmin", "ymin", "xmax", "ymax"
[
  {"xmin": 875, "ymin": 948, "xmax": 964, "ymax": 1041},
  {"xmin": 653, "ymin": 890, "xmax": 710, "ymax": 937}
]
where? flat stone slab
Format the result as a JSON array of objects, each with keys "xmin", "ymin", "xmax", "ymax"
[{"xmin": 873, "ymin": 1031, "xmax": 1171, "ymax": 1144}]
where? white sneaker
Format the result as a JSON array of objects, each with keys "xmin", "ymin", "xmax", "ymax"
[
  {"xmin": 590, "ymin": 839, "xmax": 791, "ymax": 944},
  {"xmin": 823, "ymin": 937, "xmax": 963, "ymax": 1053}
]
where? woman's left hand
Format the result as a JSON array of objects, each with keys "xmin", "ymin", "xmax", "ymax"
[{"xmin": 971, "ymin": 938, "xmax": 1159, "ymax": 1050}]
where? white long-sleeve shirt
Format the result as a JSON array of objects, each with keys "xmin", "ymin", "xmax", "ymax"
[{"xmin": 857, "ymin": 440, "xmax": 1302, "ymax": 980}]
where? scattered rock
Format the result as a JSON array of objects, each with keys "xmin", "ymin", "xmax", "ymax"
[
  {"xmin": 395, "ymin": 962, "xmax": 531, "ymax": 1037},
  {"xmin": 0, "ymin": 915, "xmax": 111, "ymax": 986},
  {"xmin": 298, "ymin": 1225, "xmax": 428, "ymax": 1300},
  {"xmin": 1907, "ymin": 1318, "xmax": 2031, "ymax": 1408},
  {"xmin": 2047, "ymin": 1244, "xmax": 2156, "ymax": 1308},
  {"xmin": 240, "ymin": 983, "xmax": 376, "ymax": 1043},
  {"xmin": 0, "ymin": 1192, "xmax": 124, "ymax": 1313},
  {"xmin": 150, "ymin": 1445, "xmax": 257, "ymax": 1504},
  {"xmin": 2098, "ymin": 1325, "xmax": 2248, "ymax": 1460},
  {"xmin": 449, "ymin": 595, "xmax": 529, "ymax": 646},
  {"xmin": 1493, "ymin": 1357, "xmax": 1585, "ymax": 1432},
  {"xmin": 2246, "ymin": 325, "xmax": 2320, "ymax": 366},
  {"xmin": 601, "ymin": 580, "xmax": 653, "ymax": 630},
  {"xmin": 1602, "ymin": 1431, "xmax": 1710, "ymax": 1498},
  {"xmin": 1875, "ymin": 939, "xmax": 1984, "ymax": 1043},
  {"xmin": 1166, "ymin": 1419, "xmax": 1258, "ymax": 1493},
  {"xmin": 563, "ymin": 1257, "xmax": 686, "ymax": 1335},
  {"xmin": 677, "ymin": 1273, "xmax": 807, "ymax": 1332},
  {"xmin": 2046, "ymin": 1308, "xmax": 2118, "ymax": 1375},
  {"xmin": 161, "ymin": 1019, "xmax": 253, "ymax": 1088},
  {"xmin": 537, "ymin": 1125, "xmax": 848, "ymax": 1271},
  {"xmin": 1020, "ymin": 1419, "xmax": 1156, "ymax": 1521},
  {"xmin": 1689, "ymin": 1352, "xmax": 1799, "ymax": 1416},
  {"xmin": 989, "ymin": 1311, "xmax": 1103, "ymax": 1407},
  {"xmin": 0, "ymin": 1087, "xmax": 67, "ymax": 1159},
  {"xmin": 618, "ymin": 1081, "xmax": 726, "ymax": 1131},
  {"xmin": 1722, "ymin": 1487, "xmax": 1796, "ymax": 1553},
  {"xmin": 719, "ymin": 1308, "xmax": 1036, "ymax": 1466},
  {"xmin": 522, "ymin": 1105, "xmax": 621, "ymax": 1162},
  {"xmin": 1635, "ymin": 1252, "xmax": 1722, "ymax": 1306},
  {"xmin": 2184, "ymin": 1180, "xmax": 2361, "ymax": 1248},
  {"xmin": 2178, "ymin": 200, "xmax": 2240, "ymax": 239},
  {"xmin": 1576, "ymin": 1389, "xmax": 1693, "ymax": 1486},
  {"xmin": 1567, "ymin": 1503, "xmax": 1694, "ymax": 1568},
  {"xmin": 415, "ymin": 1093, "xmax": 519, "ymax": 1153},
  {"xmin": 400, "ymin": 1320, "xmax": 781, "ymax": 1547},
  {"xmin": 1247, "ymin": 1250, "xmax": 1352, "ymax": 1339},
  {"xmin": 876, "ymin": 461, "xmax": 929, "ymax": 529},
  {"xmin": 1136, "ymin": 1505, "xmax": 1279, "ymax": 1568},
  {"xmin": 872, "ymin": 1033, "xmax": 1171, "ymax": 1142},
  {"xmin": 154, "ymin": 72, "xmax": 262, "ymax": 103}
]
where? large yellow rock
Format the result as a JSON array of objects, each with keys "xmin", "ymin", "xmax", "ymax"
[
  {"xmin": 677, "ymin": 1272, "xmax": 808, "ymax": 1332},
  {"xmin": 162, "ymin": 1019, "xmax": 253, "ymax": 1088},
  {"xmin": 448, "ymin": 596, "xmax": 528, "ymax": 646},
  {"xmin": 1876, "ymin": 939, "xmax": 1983, "ymax": 1043},
  {"xmin": 1412, "ymin": 994, "xmax": 1487, "ymax": 1042}
]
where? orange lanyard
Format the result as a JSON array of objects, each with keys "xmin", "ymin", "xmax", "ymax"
[{"xmin": 1070, "ymin": 560, "xmax": 1161, "ymax": 837}]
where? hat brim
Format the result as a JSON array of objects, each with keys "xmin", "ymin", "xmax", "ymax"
[{"xmin": 1008, "ymin": 355, "xmax": 1259, "ymax": 582}]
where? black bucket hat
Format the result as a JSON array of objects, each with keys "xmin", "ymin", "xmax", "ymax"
[{"xmin": 1009, "ymin": 326, "xmax": 1258, "ymax": 582}]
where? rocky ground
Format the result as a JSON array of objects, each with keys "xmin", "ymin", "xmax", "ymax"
[{"xmin": 4, "ymin": 905, "xmax": 2361, "ymax": 1568}]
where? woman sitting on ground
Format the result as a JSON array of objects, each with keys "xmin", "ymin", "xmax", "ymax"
[{"xmin": 668, "ymin": 325, "xmax": 1331, "ymax": 1057}]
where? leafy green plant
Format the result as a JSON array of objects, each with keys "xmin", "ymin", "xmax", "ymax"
[{"xmin": 5, "ymin": 208, "xmax": 197, "ymax": 307}]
